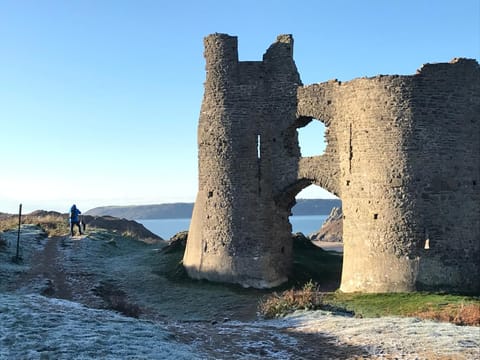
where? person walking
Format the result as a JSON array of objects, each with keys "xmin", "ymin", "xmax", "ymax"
[{"xmin": 70, "ymin": 204, "xmax": 83, "ymax": 236}]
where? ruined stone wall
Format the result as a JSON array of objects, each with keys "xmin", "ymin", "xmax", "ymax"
[
  {"xmin": 298, "ymin": 76, "xmax": 420, "ymax": 292},
  {"xmin": 298, "ymin": 59, "xmax": 480, "ymax": 293},
  {"xmin": 409, "ymin": 60, "xmax": 479, "ymax": 292},
  {"xmin": 185, "ymin": 33, "xmax": 480, "ymax": 293},
  {"xmin": 183, "ymin": 34, "xmax": 301, "ymax": 288}
]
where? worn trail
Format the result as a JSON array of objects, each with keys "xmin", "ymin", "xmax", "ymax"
[{"xmin": 15, "ymin": 236, "xmax": 73, "ymax": 299}]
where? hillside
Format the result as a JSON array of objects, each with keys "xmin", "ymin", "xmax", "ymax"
[
  {"xmin": 85, "ymin": 203, "xmax": 194, "ymax": 220},
  {"xmin": 292, "ymin": 198, "xmax": 341, "ymax": 216},
  {"xmin": 85, "ymin": 199, "xmax": 341, "ymax": 220},
  {"xmin": 1, "ymin": 213, "xmax": 478, "ymax": 359}
]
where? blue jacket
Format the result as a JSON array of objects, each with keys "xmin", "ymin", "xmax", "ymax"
[{"xmin": 70, "ymin": 206, "xmax": 81, "ymax": 223}]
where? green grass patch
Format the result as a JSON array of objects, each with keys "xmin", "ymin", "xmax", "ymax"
[
  {"xmin": 259, "ymin": 286, "xmax": 480, "ymax": 325},
  {"xmin": 322, "ymin": 292, "xmax": 479, "ymax": 318}
]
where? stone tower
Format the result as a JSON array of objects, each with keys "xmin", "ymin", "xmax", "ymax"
[
  {"xmin": 184, "ymin": 33, "xmax": 480, "ymax": 293},
  {"xmin": 183, "ymin": 34, "xmax": 302, "ymax": 288},
  {"xmin": 298, "ymin": 58, "xmax": 480, "ymax": 292}
]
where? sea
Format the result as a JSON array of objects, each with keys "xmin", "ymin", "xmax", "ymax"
[{"xmin": 138, "ymin": 215, "xmax": 328, "ymax": 240}]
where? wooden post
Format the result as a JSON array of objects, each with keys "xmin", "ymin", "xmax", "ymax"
[{"xmin": 15, "ymin": 203, "xmax": 22, "ymax": 262}]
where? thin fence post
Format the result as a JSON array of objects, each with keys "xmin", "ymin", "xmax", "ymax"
[{"xmin": 15, "ymin": 203, "xmax": 22, "ymax": 262}]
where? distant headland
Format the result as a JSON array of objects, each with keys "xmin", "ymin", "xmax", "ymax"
[{"xmin": 85, "ymin": 199, "xmax": 341, "ymax": 220}]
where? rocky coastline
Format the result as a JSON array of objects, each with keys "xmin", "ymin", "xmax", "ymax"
[{"xmin": 310, "ymin": 206, "xmax": 343, "ymax": 243}]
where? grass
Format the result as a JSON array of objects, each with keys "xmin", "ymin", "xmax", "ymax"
[
  {"xmin": 322, "ymin": 292, "xmax": 480, "ymax": 325},
  {"xmin": 321, "ymin": 292, "xmax": 475, "ymax": 317},
  {"xmin": 0, "ymin": 212, "xmax": 161, "ymax": 241},
  {"xmin": 92, "ymin": 281, "xmax": 142, "ymax": 318},
  {"xmin": 3, "ymin": 213, "xmax": 478, "ymax": 326},
  {"xmin": 258, "ymin": 280, "xmax": 323, "ymax": 319},
  {"xmin": 261, "ymin": 233, "xmax": 480, "ymax": 326},
  {"xmin": 287, "ymin": 233, "xmax": 343, "ymax": 289},
  {"xmin": 258, "ymin": 285, "xmax": 480, "ymax": 326},
  {"xmin": 0, "ymin": 213, "xmax": 70, "ymax": 237}
]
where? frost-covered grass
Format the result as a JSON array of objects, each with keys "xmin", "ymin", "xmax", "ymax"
[
  {"xmin": 0, "ymin": 225, "xmax": 47, "ymax": 291},
  {"xmin": 2, "ymin": 294, "xmax": 477, "ymax": 360},
  {"xmin": 0, "ymin": 294, "xmax": 200, "ymax": 359},
  {"xmin": 1, "ymin": 225, "xmax": 479, "ymax": 359},
  {"xmin": 276, "ymin": 309, "xmax": 480, "ymax": 358},
  {"xmin": 0, "ymin": 224, "xmax": 261, "ymax": 322}
]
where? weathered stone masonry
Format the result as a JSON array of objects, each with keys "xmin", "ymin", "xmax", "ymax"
[{"xmin": 183, "ymin": 33, "xmax": 480, "ymax": 293}]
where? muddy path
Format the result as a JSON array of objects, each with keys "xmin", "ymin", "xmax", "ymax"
[{"xmin": 14, "ymin": 236, "xmax": 73, "ymax": 299}]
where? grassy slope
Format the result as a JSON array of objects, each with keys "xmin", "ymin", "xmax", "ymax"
[
  {"xmin": 2, "ymin": 215, "xmax": 479, "ymax": 325},
  {"xmin": 322, "ymin": 292, "xmax": 480, "ymax": 325},
  {"xmin": 289, "ymin": 233, "xmax": 343, "ymax": 289}
]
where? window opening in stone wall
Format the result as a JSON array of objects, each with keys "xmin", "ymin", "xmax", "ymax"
[
  {"xmin": 349, "ymin": 123, "xmax": 353, "ymax": 173},
  {"xmin": 424, "ymin": 230, "xmax": 430, "ymax": 250},
  {"xmin": 297, "ymin": 119, "xmax": 326, "ymax": 157},
  {"xmin": 257, "ymin": 134, "xmax": 261, "ymax": 159},
  {"xmin": 257, "ymin": 134, "xmax": 262, "ymax": 194}
]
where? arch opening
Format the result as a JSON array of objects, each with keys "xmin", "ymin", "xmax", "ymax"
[
  {"xmin": 289, "ymin": 184, "xmax": 343, "ymax": 290},
  {"xmin": 291, "ymin": 185, "xmax": 341, "ymax": 237}
]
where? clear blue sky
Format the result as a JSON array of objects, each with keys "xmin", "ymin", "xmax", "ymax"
[{"xmin": 0, "ymin": 0, "xmax": 478, "ymax": 213}]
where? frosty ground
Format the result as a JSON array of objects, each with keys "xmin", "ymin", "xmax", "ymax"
[{"xmin": 0, "ymin": 225, "xmax": 478, "ymax": 359}]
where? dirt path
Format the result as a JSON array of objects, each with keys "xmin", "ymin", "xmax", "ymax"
[
  {"xmin": 13, "ymin": 235, "xmax": 134, "ymax": 313},
  {"xmin": 14, "ymin": 236, "xmax": 73, "ymax": 299}
]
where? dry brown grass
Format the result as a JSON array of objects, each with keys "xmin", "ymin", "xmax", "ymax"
[
  {"xmin": 412, "ymin": 303, "xmax": 480, "ymax": 326},
  {"xmin": 0, "ymin": 212, "xmax": 70, "ymax": 237},
  {"xmin": 0, "ymin": 217, "xmax": 19, "ymax": 233},
  {"xmin": 258, "ymin": 281, "xmax": 322, "ymax": 318},
  {"xmin": 1, "ymin": 211, "xmax": 162, "ymax": 243}
]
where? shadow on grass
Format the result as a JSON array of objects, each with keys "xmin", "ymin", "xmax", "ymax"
[
  {"xmin": 160, "ymin": 231, "xmax": 342, "ymax": 290},
  {"xmin": 176, "ymin": 320, "xmax": 370, "ymax": 359},
  {"xmin": 287, "ymin": 233, "xmax": 343, "ymax": 291}
]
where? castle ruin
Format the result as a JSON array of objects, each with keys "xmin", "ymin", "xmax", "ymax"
[{"xmin": 183, "ymin": 33, "xmax": 480, "ymax": 293}]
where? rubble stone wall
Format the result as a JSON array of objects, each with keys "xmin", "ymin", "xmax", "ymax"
[{"xmin": 184, "ymin": 33, "xmax": 480, "ymax": 293}]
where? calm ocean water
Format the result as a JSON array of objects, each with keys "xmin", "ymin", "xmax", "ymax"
[{"xmin": 138, "ymin": 215, "xmax": 327, "ymax": 240}]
